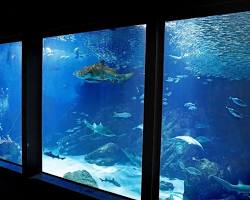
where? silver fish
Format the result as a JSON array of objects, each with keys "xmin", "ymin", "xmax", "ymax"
[
  {"xmin": 229, "ymin": 96, "xmax": 247, "ymax": 107},
  {"xmin": 226, "ymin": 106, "xmax": 244, "ymax": 118},
  {"xmin": 113, "ymin": 112, "xmax": 132, "ymax": 118}
]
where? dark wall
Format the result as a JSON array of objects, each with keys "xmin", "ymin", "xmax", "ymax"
[{"xmin": 0, "ymin": 167, "xmax": 95, "ymax": 199}]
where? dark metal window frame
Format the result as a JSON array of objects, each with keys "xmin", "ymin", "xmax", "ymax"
[{"xmin": 0, "ymin": 2, "xmax": 249, "ymax": 200}]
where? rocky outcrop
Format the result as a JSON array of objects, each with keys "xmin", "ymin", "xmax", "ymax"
[
  {"xmin": 0, "ymin": 135, "xmax": 21, "ymax": 164},
  {"xmin": 63, "ymin": 170, "xmax": 98, "ymax": 188}
]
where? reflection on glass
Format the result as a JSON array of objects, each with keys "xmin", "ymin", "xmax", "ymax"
[
  {"xmin": 160, "ymin": 12, "xmax": 250, "ymax": 200},
  {"xmin": 42, "ymin": 25, "xmax": 146, "ymax": 198},
  {"xmin": 0, "ymin": 42, "xmax": 22, "ymax": 164}
]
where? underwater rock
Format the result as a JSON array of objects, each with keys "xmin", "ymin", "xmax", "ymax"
[
  {"xmin": 192, "ymin": 158, "xmax": 219, "ymax": 177},
  {"xmin": 63, "ymin": 170, "xmax": 98, "ymax": 188},
  {"xmin": 0, "ymin": 135, "xmax": 21, "ymax": 164},
  {"xmin": 159, "ymin": 180, "xmax": 174, "ymax": 191},
  {"xmin": 183, "ymin": 158, "xmax": 225, "ymax": 200},
  {"xmin": 85, "ymin": 142, "xmax": 130, "ymax": 166},
  {"xmin": 160, "ymin": 138, "xmax": 204, "ymax": 179}
]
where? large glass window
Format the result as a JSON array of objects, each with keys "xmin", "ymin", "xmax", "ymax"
[
  {"xmin": 0, "ymin": 42, "xmax": 22, "ymax": 165},
  {"xmin": 160, "ymin": 12, "xmax": 250, "ymax": 200},
  {"xmin": 42, "ymin": 25, "xmax": 146, "ymax": 198}
]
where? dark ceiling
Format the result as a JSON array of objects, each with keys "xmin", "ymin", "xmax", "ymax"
[{"xmin": 0, "ymin": 0, "xmax": 249, "ymax": 39}]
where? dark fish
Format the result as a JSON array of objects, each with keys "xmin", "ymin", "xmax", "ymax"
[
  {"xmin": 44, "ymin": 151, "xmax": 65, "ymax": 160},
  {"xmin": 100, "ymin": 177, "xmax": 121, "ymax": 187},
  {"xmin": 73, "ymin": 60, "xmax": 133, "ymax": 83}
]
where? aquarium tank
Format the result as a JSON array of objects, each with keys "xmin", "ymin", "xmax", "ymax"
[
  {"xmin": 0, "ymin": 42, "xmax": 22, "ymax": 165},
  {"xmin": 159, "ymin": 11, "xmax": 250, "ymax": 200},
  {"xmin": 42, "ymin": 25, "xmax": 146, "ymax": 198}
]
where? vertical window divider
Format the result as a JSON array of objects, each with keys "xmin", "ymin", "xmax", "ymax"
[
  {"xmin": 141, "ymin": 18, "xmax": 165, "ymax": 200},
  {"xmin": 22, "ymin": 34, "xmax": 43, "ymax": 176}
]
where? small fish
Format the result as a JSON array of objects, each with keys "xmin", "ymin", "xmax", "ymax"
[
  {"xmin": 113, "ymin": 112, "xmax": 132, "ymax": 118},
  {"xmin": 229, "ymin": 96, "xmax": 247, "ymax": 107},
  {"xmin": 73, "ymin": 126, "xmax": 81, "ymax": 130},
  {"xmin": 73, "ymin": 47, "xmax": 85, "ymax": 59},
  {"xmin": 168, "ymin": 55, "xmax": 182, "ymax": 60},
  {"xmin": 184, "ymin": 102, "xmax": 195, "ymax": 107},
  {"xmin": 184, "ymin": 102, "xmax": 197, "ymax": 111},
  {"xmin": 65, "ymin": 129, "xmax": 75, "ymax": 133},
  {"xmin": 174, "ymin": 79, "xmax": 180, "ymax": 83},
  {"xmin": 188, "ymin": 105, "xmax": 197, "ymax": 111},
  {"xmin": 176, "ymin": 75, "xmax": 188, "ymax": 79},
  {"xmin": 44, "ymin": 151, "xmax": 65, "ymax": 160},
  {"xmin": 226, "ymin": 106, "xmax": 244, "ymax": 119},
  {"xmin": 136, "ymin": 87, "xmax": 140, "ymax": 93},
  {"xmin": 60, "ymin": 55, "xmax": 70, "ymax": 59},
  {"xmin": 195, "ymin": 123, "xmax": 210, "ymax": 129},
  {"xmin": 166, "ymin": 77, "xmax": 175, "ymax": 82},
  {"xmin": 44, "ymin": 47, "xmax": 53, "ymax": 56},
  {"xmin": 139, "ymin": 94, "xmax": 144, "ymax": 100},
  {"xmin": 185, "ymin": 167, "xmax": 202, "ymax": 176},
  {"xmin": 179, "ymin": 161, "xmax": 202, "ymax": 176},
  {"xmin": 80, "ymin": 112, "xmax": 89, "ymax": 117},
  {"xmin": 166, "ymin": 91, "xmax": 172, "ymax": 97},
  {"xmin": 133, "ymin": 123, "xmax": 143, "ymax": 130},
  {"xmin": 131, "ymin": 96, "xmax": 137, "ymax": 100}
]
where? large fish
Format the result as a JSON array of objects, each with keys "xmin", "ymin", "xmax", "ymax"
[
  {"xmin": 210, "ymin": 175, "xmax": 250, "ymax": 194},
  {"xmin": 174, "ymin": 135, "xmax": 204, "ymax": 150},
  {"xmin": 44, "ymin": 151, "xmax": 65, "ymax": 160},
  {"xmin": 73, "ymin": 60, "xmax": 133, "ymax": 83},
  {"xmin": 99, "ymin": 177, "xmax": 121, "ymax": 187}
]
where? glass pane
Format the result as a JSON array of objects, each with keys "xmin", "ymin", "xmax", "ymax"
[
  {"xmin": 0, "ymin": 42, "xmax": 22, "ymax": 165},
  {"xmin": 160, "ymin": 11, "xmax": 250, "ymax": 200},
  {"xmin": 42, "ymin": 25, "xmax": 146, "ymax": 198}
]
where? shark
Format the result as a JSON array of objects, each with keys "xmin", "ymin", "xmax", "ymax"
[
  {"xmin": 73, "ymin": 60, "xmax": 133, "ymax": 83},
  {"xmin": 44, "ymin": 151, "xmax": 65, "ymax": 160},
  {"xmin": 99, "ymin": 177, "xmax": 121, "ymax": 187},
  {"xmin": 210, "ymin": 175, "xmax": 250, "ymax": 194}
]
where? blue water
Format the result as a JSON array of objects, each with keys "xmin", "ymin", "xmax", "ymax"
[
  {"xmin": 160, "ymin": 11, "xmax": 250, "ymax": 200},
  {"xmin": 40, "ymin": 11, "xmax": 250, "ymax": 200},
  {"xmin": 0, "ymin": 42, "xmax": 22, "ymax": 164},
  {"xmin": 42, "ymin": 25, "xmax": 146, "ymax": 199}
]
